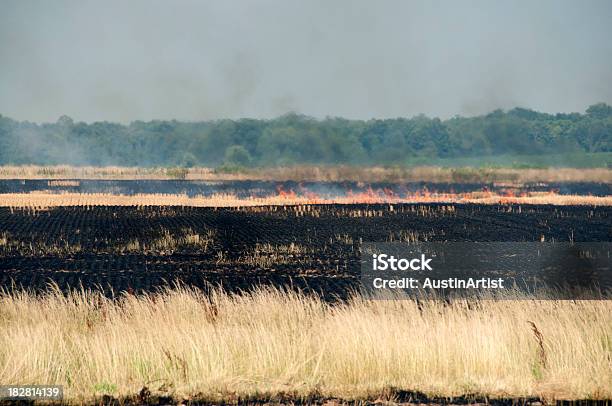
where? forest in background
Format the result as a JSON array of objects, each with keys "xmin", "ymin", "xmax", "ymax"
[{"xmin": 0, "ymin": 103, "xmax": 610, "ymax": 168}]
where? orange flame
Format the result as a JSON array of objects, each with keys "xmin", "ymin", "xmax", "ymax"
[{"xmin": 253, "ymin": 184, "xmax": 581, "ymax": 205}]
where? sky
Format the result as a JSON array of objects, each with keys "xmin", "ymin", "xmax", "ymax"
[{"xmin": 1, "ymin": 0, "xmax": 611, "ymax": 123}]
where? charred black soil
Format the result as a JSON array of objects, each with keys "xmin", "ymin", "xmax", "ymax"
[
  {"xmin": 0, "ymin": 179, "xmax": 610, "ymax": 196},
  {"xmin": 0, "ymin": 203, "xmax": 609, "ymax": 297}
]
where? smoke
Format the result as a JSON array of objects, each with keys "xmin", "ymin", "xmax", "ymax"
[{"xmin": 0, "ymin": 0, "xmax": 611, "ymax": 124}]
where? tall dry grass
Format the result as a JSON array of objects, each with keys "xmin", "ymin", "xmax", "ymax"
[{"xmin": 0, "ymin": 286, "xmax": 610, "ymax": 403}]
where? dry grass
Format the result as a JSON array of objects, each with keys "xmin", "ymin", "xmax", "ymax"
[
  {"xmin": 240, "ymin": 165, "xmax": 612, "ymax": 183},
  {"xmin": 0, "ymin": 191, "xmax": 611, "ymax": 208},
  {"xmin": 0, "ymin": 231, "xmax": 83, "ymax": 256},
  {"xmin": 0, "ymin": 286, "xmax": 610, "ymax": 403},
  {"xmin": 0, "ymin": 165, "xmax": 208, "ymax": 180},
  {"xmin": 238, "ymin": 243, "xmax": 312, "ymax": 267},
  {"xmin": 0, "ymin": 228, "xmax": 214, "ymax": 256},
  {"xmin": 119, "ymin": 228, "xmax": 215, "ymax": 254},
  {"xmin": 1, "ymin": 165, "xmax": 611, "ymax": 183}
]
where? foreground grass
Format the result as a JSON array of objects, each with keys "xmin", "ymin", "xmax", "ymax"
[{"xmin": 0, "ymin": 287, "xmax": 610, "ymax": 403}]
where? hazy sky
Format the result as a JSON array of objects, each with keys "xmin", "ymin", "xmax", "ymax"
[{"xmin": 1, "ymin": 0, "xmax": 611, "ymax": 123}]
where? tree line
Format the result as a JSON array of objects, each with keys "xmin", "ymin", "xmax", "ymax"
[{"xmin": 0, "ymin": 103, "xmax": 610, "ymax": 167}]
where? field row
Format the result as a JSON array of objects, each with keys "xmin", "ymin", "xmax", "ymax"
[
  {"xmin": 1, "ymin": 191, "xmax": 611, "ymax": 207},
  {"xmin": 0, "ymin": 204, "xmax": 609, "ymax": 295},
  {"xmin": 2, "ymin": 179, "xmax": 611, "ymax": 196},
  {"xmin": 2, "ymin": 164, "xmax": 612, "ymax": 183}
]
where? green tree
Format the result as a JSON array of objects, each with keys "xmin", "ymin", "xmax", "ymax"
[
  {"xmin": 224, "ymin": 145, "xmax": 252, "ymax": 166},
  {"xmin": 586, "ymin": 103, "xmax": 612, "ymax": 119}
]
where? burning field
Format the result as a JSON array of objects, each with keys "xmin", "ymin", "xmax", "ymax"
[
  {"xmin": 0, "ymin": 177, "xmax": 611, "ymax": 404},
  {"xmin": 0, "ymin": 178, "xmax": 611, "ymax": 207}
]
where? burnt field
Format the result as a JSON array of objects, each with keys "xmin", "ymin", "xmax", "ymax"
[
  {"xmin": 1, "ymin": 178, "xmax": 611, "ymax": 197},
  {"xmin": 0, "ymin": 203, "xmax": 610, "ymax": 297}
]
